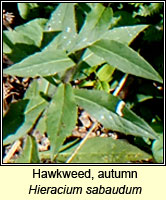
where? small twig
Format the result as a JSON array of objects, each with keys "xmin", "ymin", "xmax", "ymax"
[
  {"xmin": 66, "ymin": 122, "xmax": 98, "ymax": 163},
  {"xmin": 4, "ymin": 91, "xmax": 20, "ymax": 100},
  {"xmin": 3, "ymin": 140, "xmax": 21, "ymax": 163},
  {"xmin": 3, "ymin": 10, "xmax": 14, "ymax": 31},
  {"xmin": 113, "ymin": 74, "xmax": 128, "ymax": 96}
]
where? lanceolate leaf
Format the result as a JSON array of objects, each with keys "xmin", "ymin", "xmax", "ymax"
[
  {"xmin": 44, "ymin": 3, "xmax": 77, "ymax": 51},
  {"xmin": 3, "ymin": 31, "xmax": 34, "ymax": 54},
  {"xmin": 103, "ymin": 25, "xmax": 149, "ymax": 45},
  {"xmin": 45, "ymin": 3, "xmax": 76, "ymax": 32},
  {"xmin": 15, "ymin": 18, "xmax": 47, "ymax": 48},
  {"xmin": 15, "ymin": 135, "xmax": 40, "ymax": 163},
  {"xmin": 74, "ymin": 89, "xmax": 158, "ymax": 139},
  {"xmin": 81, "ymin": 25, "xmax": 148, "ymax": 67},
  {"xmin": 3, "ymin": 49, "xmax": 75, "ymax": 77},
  {"xmin": 3, "ymin": 98, "xmax": 47, "ymax": 145},
  {"xmin": 3, "ymin": 80, "xmax": 48, "ymax": 145},
  {"xmin": 89, "ymin": 39, "xmax": 163, "ymax": 83},
  {"xmin": 57, "ymin": 137, "xmax": 152, "ymax": 163},
  {"xmin": 3, "ymin": 100, "xmax": 29, "ymax": 142},
  {"xmin": 46, "ymin": 83, "xmax": 77, "ymax": 159},
  {"xmin": 3, "ymin": 18, "xmax": 47, "ymax": 63},
  {"xmin": 69, "ymin": 3, "xmax": 113, "ymax": 52}
]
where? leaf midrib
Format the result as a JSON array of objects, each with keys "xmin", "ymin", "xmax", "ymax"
[
  {"xmin": 74, "ymin": 93, "xmax": 155, "ymax": 137},
  {"xmin": 6, "ymin": 58, "xmax": 71, "ymax": 72},
  {"xmin": 56, "ymin": 85, "xmax": 66, "ymax": 137},
  {"xmin": 91, "ymin": 42, "xmax": 159, "ymax": 78}
]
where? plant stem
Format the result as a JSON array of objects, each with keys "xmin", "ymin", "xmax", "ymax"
[
  {"xmin": 66, "ymin": 122, "xmax": 98, "ymax": 163},
  {"xmin": 3, "ymin": 140, "xmax": 21, "ymax": 163}
]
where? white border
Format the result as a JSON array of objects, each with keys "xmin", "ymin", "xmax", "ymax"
[{"xmin": 1, "ymin": 1, "xmax": 165, "ymax": 166}]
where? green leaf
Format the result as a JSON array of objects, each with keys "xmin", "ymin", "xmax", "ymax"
[
  {"xmin": 3, "ymin": 49, "xmax": 75, "ymax": 77},
  {"xmin": 95, "ymin": 81, "xmax": 110, "ymax": 93},
  {"xmin": 152, "ymin": 135, "xmax": 163, "ymax": 163},
  {"xmin": 96, "ymin": 64, "xmax": 115, "ymax": 82},
  {"xmin": 136, "ymin": 94, "xmax": 153, "ymax": 103},
  {"xmin": 15, "ymin": 135, "xmax": 40, "ymax": 163},
  {"xmin": 15, "ymin": 18, "xmax": 47, "ymax": 47},
  {"xmin": 103, "ymin": 25, "xmax": 149, "ymax": 45},
  {"xmin": 3, "ymin": 80, "xmax": 48, "ymax": 145},
  {"xmin": 3, "ymin": 30, "xmax": 35, "ymax": 55},
  {"xmin": 74, "ymin": 89, "xmax": 158, "ymax": 139},
  {"xmin": 46, "ymin": 83, "xmax": 77, "ymax": 159},
  {"xmin": 24, "ymin": 77, "xmax": 56, "ymax": 99},
  {"xmin": 57, "ymin": 137, "xmax": 152, "ymax": 163},
  {"xmin": 3, "ymin": 18, "xmax": 47, "ymax": 63},
  {"xmin": 69, "ymin": 3, "xmax": 113, "ymax": 52},
  {"xmin": 78, "ymin": 80, "xmax": 95, "ymax": 88},
  {"xmin": 18, "ymin": 3, "xmax": 31, "ymax": 19},
  {"xmin": 45, "ymin": 3, "xmax": 76, "ymax": 32},
  {"xmin": 3, "ymin": 99, "xmax": 29, "ymax": 141},
  {"xmin": 35, "ymin": 115, "xmax": 47, "ymax": 135},
  {"xmin": 17, "ymin": 3, "xmax": 39, "ymax": 19},
  {"xmin": 44, "ymin": 3, "xmax": 77, "ymax": 51},
  {"xmin": 89, "ymin": 39, "xmax": 163, "ymax": 83},
  {"xmin": 81, "ymin": 25, "xmax": 148, "ymax": 67}
]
